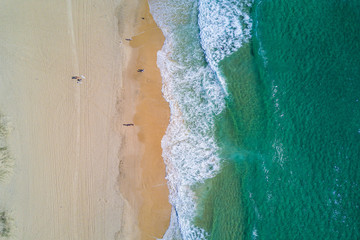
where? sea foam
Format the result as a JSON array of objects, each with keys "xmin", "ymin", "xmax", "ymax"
[
  {"xmin": 149, "ymin": 0, "xmax": 252, "ymax": 239},
  {"xmin": 198, "ymin": 0, "xmax": 254, "ymax": 92}
]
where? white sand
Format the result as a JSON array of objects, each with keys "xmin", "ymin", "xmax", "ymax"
[{"xmin": 0, "ymin": 0, "xmax": 143, "ymax": 239}]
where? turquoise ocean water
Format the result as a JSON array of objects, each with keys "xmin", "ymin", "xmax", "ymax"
[{"xmin": 149, "ymin": 0, "xmax": 360, "ymax": 239}]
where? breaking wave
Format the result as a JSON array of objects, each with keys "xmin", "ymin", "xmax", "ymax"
[{"xmin": 149, "ymin": 0, "xmax": 253, "ymax": 238}]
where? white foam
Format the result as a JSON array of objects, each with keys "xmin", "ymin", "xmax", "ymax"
[
  {"xmin": 252, "ymin": 227, "xmax": 258, "ymax": 239},
  {"xmin": 161, "ymin": 207, "xmax": 182, "ymax": 240},
  {"xmin": 198, "ymin": 0, "xmax": 254, "ymax": 92},
  {"xmin": 150, "ymin": 0, "xmax": 227, "ymax": 239},
  {"xmin": 150, "ymin": 0, "xmax": 254, "ymax": 239},
  {"xmin": 157, "ymin": 38, "xmax": 225, "ymax": 239}
]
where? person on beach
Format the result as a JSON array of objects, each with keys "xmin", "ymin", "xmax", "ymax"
[{"xmin": 72, "ymin": 75, "xmax": 85, "ymax": 83}]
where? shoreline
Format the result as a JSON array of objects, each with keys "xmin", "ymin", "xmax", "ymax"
[{"xmin": 118, "ymin": 0, "xmax": 171, "ymax": 239}]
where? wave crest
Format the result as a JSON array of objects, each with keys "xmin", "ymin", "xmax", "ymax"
[
  {"xmin": 198, "ymin": 0, "xmax": 254, "ymax": 92},
  {"xmin": 149, "ymin": 0, "xmax": 253, "ymax": 238}
]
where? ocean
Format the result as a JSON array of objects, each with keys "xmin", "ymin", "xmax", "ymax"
[{"xmin": 149, "ymin": 0, "xmax": 360, "ymax": 239}]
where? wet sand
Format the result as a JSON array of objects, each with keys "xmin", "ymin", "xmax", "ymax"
[
  {"xmin": 0, "ymin": 0, "xmax": 170, "ymax": 239},
  {"xmin": 118, "ymin": 1, "xmax": 171, "ymax": 239}
]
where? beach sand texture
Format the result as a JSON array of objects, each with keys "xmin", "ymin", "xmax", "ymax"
[
  {"xmin": 124, "ymin": 2, "xmax": 172, "ymax": 239},
  {"xmin": 0, "ymin": 0, "xmax": 170, "ymax": 239}
]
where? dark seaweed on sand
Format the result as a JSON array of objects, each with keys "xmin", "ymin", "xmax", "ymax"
[
  {"xmin": 0, "ymin": 113, "xmax": 13, "ymax": 182},
  {"xmin": 0, "ymin": 211, "xmax": 12, "ymax": 237}
]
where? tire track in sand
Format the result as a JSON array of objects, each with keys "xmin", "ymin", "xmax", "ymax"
[{"xmin": 66, "ymin": 0, "xmax": 81, "ymax": 237}]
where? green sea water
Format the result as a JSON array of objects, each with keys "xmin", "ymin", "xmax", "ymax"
[{"xmin": 196, "ymin": 0, "xmax": 360, "ymax": 239}]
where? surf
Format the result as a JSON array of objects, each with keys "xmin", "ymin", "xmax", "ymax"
[{"xmin": 149, "ymin": 0, "xmax": 254, "ymax": 238}]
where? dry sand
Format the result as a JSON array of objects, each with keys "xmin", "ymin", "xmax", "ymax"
[{"xmin": 0, "ymin": 0, "xmax": 170, "ymax": 239}]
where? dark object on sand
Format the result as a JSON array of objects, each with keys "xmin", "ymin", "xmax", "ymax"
[
  {"xmin": 72, "ymin": 75, "xmax": 85, "ymax": 84},
  {"xmin": 123, "ymin": 124, "xmax": 134, "ymax": 126},
  {"xmin": 141, "ymin": 17, "xmax": 145, "ymax": 20},
  {"xmin": 137, "ymin": 69, "xmax": 144, "ymax": 73},
  {"xmin": 125, "ymin": 38, "xmax": 132, "ymax": 41}
]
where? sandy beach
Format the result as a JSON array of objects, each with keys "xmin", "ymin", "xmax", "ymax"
[
  {"xmin": 118, "ymin": 0, "xmax": 171, "ymax": 239},
  {"xmin": 0, "ymin": 0, "xmax": 170, "ymax": 239}
]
